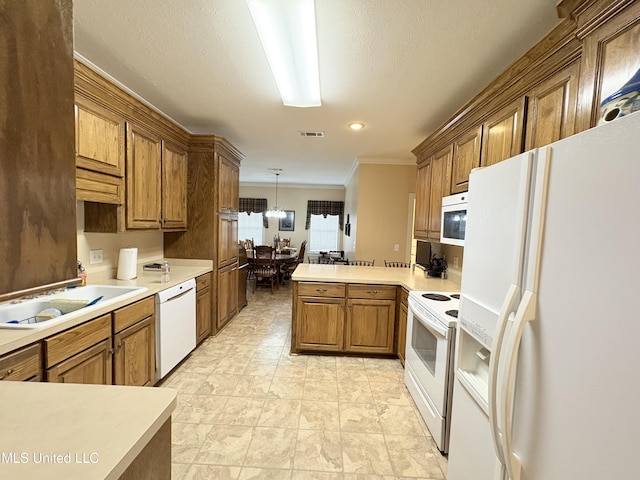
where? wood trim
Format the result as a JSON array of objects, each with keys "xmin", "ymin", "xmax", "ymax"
[
  {"xmin": 74, "ymin": 60, "xmax": 189, "ymax": 149},
  {"xmin": 573, "ymin": 0, "xmax": 637, "ymax": 38}
]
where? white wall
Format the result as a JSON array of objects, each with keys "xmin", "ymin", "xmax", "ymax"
[{"xmin": 239, "ymin": 184, "xmax": 345, "ymax": 252}]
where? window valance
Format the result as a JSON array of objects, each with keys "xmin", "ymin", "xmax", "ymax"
[
  {"xmin": 305, "ymin": 200, "xmax": 344, "ymax": 230},
  {"xmin": 239, "ymin": 197, "xmax": 269, "ymax": 228}
]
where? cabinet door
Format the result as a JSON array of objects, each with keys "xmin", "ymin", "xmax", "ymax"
[
  {"xmin": 75, "ymin": 95, "xmax": 125, "ymax": 177},
  {"xmin": 576, "ymin": 4, "xmax": 640, "ymax": 130},
  {"xmin": 196, "ymin": 284, "xmax": 212, "ymax": 344},
  {"xmin": 126, "ymin": 123, "xmax": 162, "ymax": 229},
  {"xmin": 345, "ymin": 299, "xmax": 396, "ymax": 354},
  {"xmin": 451, "ymin": 126, "xmax": 482, "ymax": 194},
  {"xmin": 113, "ymin": 316, "xmax": 155, "ymax": 387},
  {"xmin": 525, "ymin": 62, "xmax": 580, "ymax": 150},
  {"xmin": 161, "ymin": 141, "xmax": 188, "ymax": 230},
  {"xmin": 218, "ymin": 215, "xmax": 239, "ymax": 267},
  {"xmin": 428, "ymin": 145, "xmax": 452, "ymax": 241},
  {"xmin": 46, "ymin": 339, "xmax": 113, "ymax": 385},
  {"xmin": 481, "ymin": 97, "xmax": 527, "ymax": 167},
  {"xmin": 217, "ymin": 264, "xmax": 238, "ymax": 331},
  {"xmin": 414, "ymin": 161, "xmax": 431, "ymax": 239},
  {"xmin": 295, "ymin": 297, "xmax": 345, "ymax": 352},
  {"xmin": 218, "ymin": 156, "xmax": 239, "ymax": 212}
]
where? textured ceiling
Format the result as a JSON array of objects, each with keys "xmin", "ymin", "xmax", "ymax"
[{"xmin": 73, "ymin": 0, "xmax": 560, "ymax": 186}]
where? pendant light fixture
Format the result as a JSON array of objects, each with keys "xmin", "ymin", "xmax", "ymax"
[{"xmin": 265, "ymin": 173, "xmax": 287, "ymax": 218}]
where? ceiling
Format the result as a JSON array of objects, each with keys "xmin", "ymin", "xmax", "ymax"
[{"xmin": 73, "ymin": 0, "xmax": 560, "ymax": 187}]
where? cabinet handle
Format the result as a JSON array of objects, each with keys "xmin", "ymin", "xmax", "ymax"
[
  {"xmin": 108, "ymin": 348, "xmax": 115, "ymax": 355},
  {"xmin": 116, "ymin": 342, "xmax": 123, "ymax": 350},
  {"xmin": 0, "ymin": 368, "xmax": 14, "ymax": 380},
  {"xmin": 316, "ymin": 288, "xmax": 327, "ymax": 293},
  {"xmin": 367, "ymin": 290, "xmax": 378, "ymax": 294}
]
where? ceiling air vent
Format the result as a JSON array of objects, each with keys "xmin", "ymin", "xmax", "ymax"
[{"xmin": 298, "ymin": 131, "xmax": 325, "ymax": 138}]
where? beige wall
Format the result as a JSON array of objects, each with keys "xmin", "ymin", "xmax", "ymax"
[
  {"xmin": 354, "ymin": 163, "xmax": 417, "ymax": 265},
  {"xmin": 76, "ymin": 201, "xmax": 164, "ymax": 276},
  {"xmin": 343, "ymin": 166, "xmax": 359, "ymax": 259},
  {"xmin": 239, "ymin": 184, "xmax": 345, "ymax": 252}
]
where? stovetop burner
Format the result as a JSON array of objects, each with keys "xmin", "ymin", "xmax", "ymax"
[
  {"xmin": 421, "ymin": 293, "xmax": 451, "ymax": 301},
  {"xmin": 445, "ymin": 310, "xmax": 458, "ymax": 318},
  {"xmin": 450, "ymin": 294, "xmax": 460, "ymax": 299}
]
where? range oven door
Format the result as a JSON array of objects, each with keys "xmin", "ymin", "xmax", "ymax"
[{"xmin": 404, "ymin": 298, "xmax": 454, "ymax": 417}]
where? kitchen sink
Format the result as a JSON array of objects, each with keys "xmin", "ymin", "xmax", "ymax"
[{"xmin": 0, "ymin": 285, "xmax": 148, "ymax": 329}]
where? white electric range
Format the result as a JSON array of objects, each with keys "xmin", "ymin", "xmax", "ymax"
[{"xmin": 404, "ymin": 291, "xmax": 459, "ymax": 453}]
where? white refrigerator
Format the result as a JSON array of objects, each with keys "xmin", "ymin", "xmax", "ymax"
[{"xmin": 447, "ymin": 111, "xmax": 640, "ymax": 480}]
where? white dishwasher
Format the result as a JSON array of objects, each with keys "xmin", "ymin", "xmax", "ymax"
[{"xmin": 155, "ymin": 278, "xmax": 196, "ymax": 381}]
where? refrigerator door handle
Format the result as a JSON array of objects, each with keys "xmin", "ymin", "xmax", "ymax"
[
  {"xmin": 488, "ymin": 283, "xmax": 519, "ymax": 465},
  {"xmin": 498, "ymin": 289, "xmax": 537, "ymax": 480}
]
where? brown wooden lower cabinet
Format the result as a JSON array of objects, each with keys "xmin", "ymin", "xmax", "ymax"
[
  {"xmin": 196, "ymin": 273, "xmax": 212, "ymax": 344},
  {"xmin": 292, "ymin": 282, "xmax": 397, "ymax": 355},
  {"xmin": 113, "ymin": 316, "xmax": 155, "ymax": 387},
  {"xmin": 0, "ymin": 343, "xmax": 42, "ymax": 382},
  {"xmin": 46, "ymin": 338, "xmax": 113, "ymax": 384},
  {"xmin": 217, "ymin": 263, "xmax": 238, "ymax": 331}
]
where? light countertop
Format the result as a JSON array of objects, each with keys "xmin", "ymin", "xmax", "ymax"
[
  {"xmin": 291, "ymin": 264, "xmax": 461, "ymax": 292},
  {"xmin": 0, "ymin": 259, "xmax": 213, "ymax": 356},
  {"xmin": 0, "ymin": 382, "xmax": 176, "ymax": 479}
]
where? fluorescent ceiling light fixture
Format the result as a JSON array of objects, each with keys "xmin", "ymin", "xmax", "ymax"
[
  {"xmin": 246, "ymin": 0, "xmax": 321, "ymax": 107},
  {"xmin": 348, "ymin": 122, "xmax": 365, "ymax": 130}
]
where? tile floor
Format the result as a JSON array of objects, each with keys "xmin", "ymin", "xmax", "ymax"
[{"xmin": 161, "ymin": 283, "xmax": 448, "ymax": 480}]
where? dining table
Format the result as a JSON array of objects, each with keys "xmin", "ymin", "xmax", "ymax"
[{"xmin": 246, "ymin": 250, "xmax": 299, "ymax": 285}]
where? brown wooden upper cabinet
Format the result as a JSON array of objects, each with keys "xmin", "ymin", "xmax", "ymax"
[
  {"xmin": 481, "ymin": 97, "xmax": 527, "ymax": 167},
  {"xmin": 218, "ymin": 155, "xmax": 240, "ymax": 212},
  {"xmin": 575, "ymin": 3, "xmax": 640, "ymax": 131},
  {"xmin": 413, "ymin": 161, "xmax": 431, "ymax": 239},
  {"xmin": 126, "ymin": 123, "xmax": 163, "ymax": 229},
  {"xmin": 413, "ymin": 145, "xmax": 451, "ymax": 242},
  {"xmin": 525, "ymin": 62, "xmax": 580, "ymax": 150},
  {"xmin": 161, "ymin": 141, "xmax": 188, "ymax": 230},
  {"xmin": 451, "ymin": 126, "xmax": 482, "ymax": 193},
  {"xmin": 75, "ymin": 95, "xmax": 125, "ymax": 179},
  {"xmin": 427, "ymin": 145, "xmax": 453, "ymax": 241}
]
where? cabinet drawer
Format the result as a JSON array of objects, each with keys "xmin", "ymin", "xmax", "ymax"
[
  {"xmin": 44, "ymin": 314, "xmax": 112, "ymax": 367},
  {"xmin": 0, "ymin": 343, "xmax": 41, "ymax": 381},
  {"xmin": 399, "ymin": 288, "xmax": 409, "ymax": 306},
  {"xmin": 298, "ymin": 282, "xmax": 346, "ymax": 298},
  {"xmin": 113, "ymin": 296, "xmax": 155, "ymax": 333},
  {"xmin": 196, "ymin": 273, "xmax": 212, "ymax": 291},
  {"xmin": 348, "ymin": 284, "xmax": 396, "ymax": 300}
]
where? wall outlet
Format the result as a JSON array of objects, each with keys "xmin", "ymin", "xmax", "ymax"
[
  {"xmin": 393, "ymin": 244, "xmax": 400, "ymax": 252},
  {"xmin": 89, "ymin": 249, "xmax": 103, "ymax": 265},
  {"xmin": 453, "ymin": 256, "xmax": 459, "ymax": 269}
]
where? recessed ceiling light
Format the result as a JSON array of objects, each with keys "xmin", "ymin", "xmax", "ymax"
[{"xmin": 348, "ymin": 122, "xmax": 365, "ymax": 131}]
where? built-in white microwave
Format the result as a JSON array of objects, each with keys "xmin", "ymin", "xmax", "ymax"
[{"xmin": 440, "ymin": 193, "xmax": 467, "ymax": 246}]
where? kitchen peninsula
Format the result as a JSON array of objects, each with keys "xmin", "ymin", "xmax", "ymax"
[{"xmin": 291, "ymin": 264, "xmax": 459, "ymax": 355}]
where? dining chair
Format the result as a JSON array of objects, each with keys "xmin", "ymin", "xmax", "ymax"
[
  {"xmin": 253, "ymin": 245, "xmax": 278, "ymax": 293},
  {"xmin": 281, "ymin": 240, "xmax": 306, "ymax": 284},
  {"xmin": 384, "ymin": 261, "xmax": 411, "ymax": 268},
  {"xmin": 351, "ymin": 260, "xmax": 375, "ymax": 266}
]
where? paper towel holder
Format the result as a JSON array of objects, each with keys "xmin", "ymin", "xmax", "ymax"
[{"xmin": 117, "ymin": 247, "xmax": 138, "ymax": 280}]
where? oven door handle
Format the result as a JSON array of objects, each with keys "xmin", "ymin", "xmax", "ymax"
[{"xmin": 412, "ymin": 309, "xmax": 448, "ymax": 338}]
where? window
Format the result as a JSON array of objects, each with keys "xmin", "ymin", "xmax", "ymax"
[
  {"xmin": 309, "ymin": 214, "xmax": 339, "ymax": 252},
  {"xmin": 238, "ymin": 212, "xmax": 264, "ymax": 245}
]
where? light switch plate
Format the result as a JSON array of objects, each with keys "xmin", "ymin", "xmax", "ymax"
[{"xmin": 89, "ymin": 249, "xmax": 103, "ymax": 265}]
